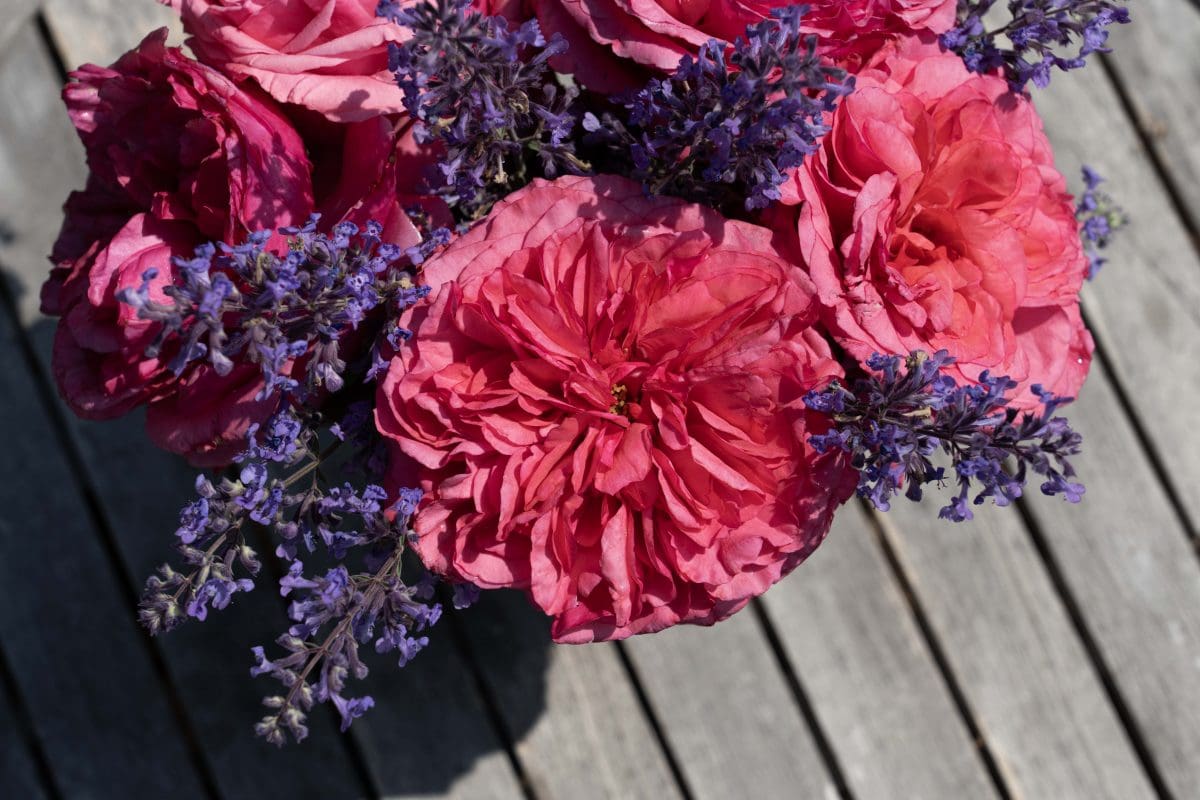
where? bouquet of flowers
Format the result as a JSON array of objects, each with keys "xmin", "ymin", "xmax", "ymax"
[{"xmin": 43, "ymin": 0, "xmax": 1129, "ymax": 744}]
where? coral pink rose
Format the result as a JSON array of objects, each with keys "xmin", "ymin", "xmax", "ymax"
[
  {"xmin": 170, "ymin": 0, "xmax": 411, "ymax": 121},
  {"xmin": 775, "ymin": 38, "xmax": 1092, "ymax": 406},
  {"xmin": 375, "ymin": 175, "xmax": 856, "ymax": 643},
  {"xmin": 42, "ymin": 30, "xmax": 313, "ymax": 464},
  {"xmin": 534, "ymin": 0, "xmax": 956, "ymax": 92},
  {"xmin": 171, "ymin": 0, "xmax": 534, "ymax": 121}
]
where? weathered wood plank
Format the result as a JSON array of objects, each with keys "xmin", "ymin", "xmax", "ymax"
[
  {"xmin": 25, "ymin": 3, "xmax": 530, "ymax": 798},
  {"xmin": 623, "ymin": 608, "xmax": 839, "ymax": 799},
  {"xmin": 762, "ymin": 503, "xmax": 1002, "ymax": 800},
  {"xmin": 1102, "ymin": 0, "xmax": 1200, "ymax": 233},
  {"xmin": 0, "ymin": 669, "xmax": 52, "ymax": 800},
  {"xmin": 1031, "ymin": 40, "xmax": 1200, "ymax": 800},
  {"xmin": 0, "ymin": 24, "xmax": 211, "ymax": 800},
  {"xmin": 0, "ymin": 297, "xmax": 207, "ymax": 798},
  {"xmin": 876, "ymin": 497, "xmax": 1157, "ymax": 800},
  {"xmin": 42, "ymin": 0, "xmax": 184, "ymax": 65},
  {"xmin": 1021, "ymin": 357, "xmax": 1200, "ymax": 798},
  {"xmin": 356, "ymin": 630, "xmax": 527, "ymax": 800},
  {"xmin": 1035, "ymin": 56, "xmax": 1200, "ymax": 534},
  {"xmin": 462, "ymin": 590, "xmax": 684, "ymax": 800},
  {"xmin": 0, "ymin": 17, "xmax": 380, "ymax": 799},
  {"xmin": 0, "ymin": 0, "xmax": 41, "ymax": 55}
]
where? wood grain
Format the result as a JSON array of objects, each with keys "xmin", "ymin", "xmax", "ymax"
[
  {"xmin": 462, "ymin": 590, "xmax": 685, "ymax": 800},
  {"xmin": 623, "ymin": 607, "xmax": 838, "ymax": 799},
  {"xmin": 876, "ymin": 497, "xmax": 1156, "ymax": 800},
  {"xmin": 762, "ymin": 503, "xmax": 1002, "ymax": 800},
  {"xmin": 42, "ymin": 0, "xmax": 184, "ymax": 66},
  {"xmin": 1102, "ymin": 0, "xmax": 1200, "ymax": 233},
  {"xmin": 1036, "ymin": 56, "xmax": 1200, "ymax": 534},
  {"xmin": 0, "ymin": 675, "xmax": 51, "ymax": 800},
  {"xmin": 0, "ymin": 255, "xmax": 207, "ymax": 799},
  {"xmin": 1021, "ymin": 358, "xmax": 1200, "ymax": 798}
]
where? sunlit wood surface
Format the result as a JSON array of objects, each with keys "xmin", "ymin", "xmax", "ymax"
[{"xmin": 1, "ymin": 2, "xmax": 1198, "ymax": 797}]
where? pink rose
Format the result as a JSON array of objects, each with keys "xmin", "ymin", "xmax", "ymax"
[
  {"xmin": 171, "ymin": 0, "xmax": 411, "ymax": 122},
  {"xmin": 42, "ymin": 30, "xmax": 313, "ymax": 464},
  {"xmin": 534, "ymin": 0, "xmax": 957, "ymax": 91},
  {"xmin": 775, "ymin": 38, "xmax": 1092, "ymax": 406},
  {"xmin": 50, "ymin": 215, "xmax": 198, "ymax": 420},
  {"xmin": 375, "ymin": 175, "xmax": 856, "ymax": 643},
  {"xmin": 314, "ymin": 116, "xmax": 452, "ymax": 251}
]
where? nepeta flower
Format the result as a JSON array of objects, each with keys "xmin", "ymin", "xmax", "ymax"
[
  {"xmin": 379, "ymin": 0, "xmax": 585, "ymax": 217},
  {"xmin": 941, "ymin": 0, "xmax": 1130, "ymax": 92},
  {"xmin": 117, "ymin": 217, "xmax": 438, "ymax": 405},
  {"xmin": 585, "ymin": 7, "xmax": 854, "ymax": 212},
  {"xmin": 804, "ymin": 350, "xmax": 1084, "ymax": 521},
  {"xmin": 1075, "ymin": 166, "xmax": 1127, "ymax": 279}
]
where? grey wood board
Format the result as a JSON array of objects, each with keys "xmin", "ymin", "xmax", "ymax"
[
  {"xmin": 0, "ymin": 0, "xmax": 41, "ymax": 54},
  {"xmin": 623, "ymin": 604, "xmax": 839, "ymax": 800},
  {"xmin": 0, "ymin": 17, "xmax": 381, "ymax": 800},
  {"xmin": 20, "ymin": 4, "xmax": 532, "ymax": 798},
  {"xmin": 1021, "ymin": 357, "xmax": 1200, "ymax": 799},
  {"xmin": 0, "ymin": 282, "xmax": 207, "ymax": 798},
  {"xmin": 875, "ymin": 498, "xmax": 1157, "ymax": 800},
  {"xmin": 762, "ymin": 502, "xmax": 1002, "ymax": 800},
  {"xmin": 1103, "ymin": 0, "xmax": 1200, "ymax": 234},
  {"xmin": 355, "ymin": 627, "xmax": 528, "ymax": 800},
  {"xmin": 0, "ymin": 675, "xmax": 52, "ymax": 800},
  {"xmin": 462, "ymin": 589, "xmax": 685, "ymax": 800},
  {"xmin": 1036, "ymin": 59, "xmax": 1200, "ymax": 534},
  {"xmin": 42, "ymin": 0, "xmax": 184, "ymax": 67}
]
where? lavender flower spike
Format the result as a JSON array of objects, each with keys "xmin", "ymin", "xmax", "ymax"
[
  {"xmin": 379, "ymin": 0, "xmax": 586, "ymax": 218},
  {"xmin": 1076, "ymin": 165, "xmax": 1128, "ymax": 279},
  {"xmin": 586, "ymin": 6, "xmax": 854, "ymax": 213},
  {"xmin": 942, "ymin": 0, "xmax": 1130, "ymax": 92},
  {"xmin": 804, "ymin": 350, "xmax": 1084, "ymax": 521}
]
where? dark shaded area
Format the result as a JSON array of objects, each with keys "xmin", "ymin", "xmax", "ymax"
[{"xmin": 0, "ymin": 265, "xmax": 552, "ymax": 799}]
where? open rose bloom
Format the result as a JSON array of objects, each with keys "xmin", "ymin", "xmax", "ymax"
[
  {"xmin": 776, "ymin": 39, "xmax": 1093, "ymax": 406},
  {"xmin": 376, "ymin": 176, "xmax": 857, "ymax": 641},
  {"xmin": 40, "ymin": 0, "xmax": 1121, "ymax": 739}
]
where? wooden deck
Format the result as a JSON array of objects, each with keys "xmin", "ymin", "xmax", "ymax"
[{"xmin": 1, "ymin": 2, "xmax": 1198, "ymax": 797}]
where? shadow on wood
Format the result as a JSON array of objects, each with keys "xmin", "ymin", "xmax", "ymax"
[{"xmin": 0, "ymin": 261, "xmax": 554, "ymax": 798}]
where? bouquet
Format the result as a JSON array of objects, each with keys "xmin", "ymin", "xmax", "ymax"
[{"xmin": 43, "ymin": 0, "xmax": 1129, "ymax": 744}]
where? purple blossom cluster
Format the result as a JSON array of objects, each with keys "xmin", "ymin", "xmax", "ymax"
[
  {"xmin": 804, "ymin": 351, "xmax": 1084, "ymax": 522},
  {"xmin": 249, "ymin": 488, "xmax": 442, "ymax": 745},
  {"xmin": 132, "ymin": 217, "xmax": 472, "ymax": 742},
  {"xmin": 378, "ymin": 0, "xmax": 584, "ymax": 218},
  {"xmin": 585, "ymin": 7, "xmax": 854, "ymax": 212},
  {"xmin": 118, "ymin": 217, "xmax": 438, "ymax": 400},
  {"xmin": 941, "ymin": 0, "xmax": 1130, "ymax": 92},
  {"xmin": 1075, "ymin": 166, "xmax": 1127, "ymax": 279},
  {"xmin": 139, "ymin": 404, "xmax": 448, "ymax": 742}
]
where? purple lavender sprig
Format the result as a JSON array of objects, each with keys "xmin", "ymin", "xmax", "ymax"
[
  {"xmin": 585, "ymin": 6, "xmax": 854, "ymax": 212},
  {"xmin": 138, "ymin": 408, "xmax": 315, "ymax": 635},
  {"xmin": 138, "ymin": 404, "xmax": 449, "ymax": 742},
  {"xmin": 1076, "ymin": 165, "xmax": 1127, "ymax": 279},
  {"xmin": 378, "ymin": 0, "xmax": 586, "ymax": 218},
  {"xmin": 117, "ymin": 217, "xmax": 438, "ymax": 400},
  {"xmin": 249, "ymin": 487, "xmax": 441, "ymax": 745},
  {"xmin": 941, "ymin": 0, "xmax": 1130, "ymax": 92},
  {"xmin": 804, "ymin": 350, "xmax": 1084, "ymax": 522},
  {"xmin": 131, "ymin": 217, "xmax": 468, "ymax": 742}
]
